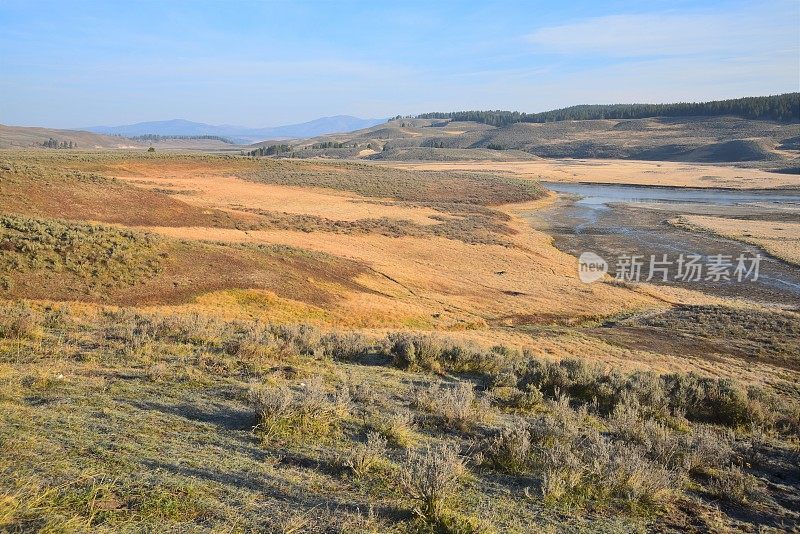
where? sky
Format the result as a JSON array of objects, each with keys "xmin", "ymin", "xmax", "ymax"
[{"xmin": 1, "ymin": 0, "xmax": 798, "ymax": 128}]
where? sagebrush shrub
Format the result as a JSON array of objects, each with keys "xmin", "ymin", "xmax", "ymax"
[
  {"xmin": 709, "ymin": 466, "xmax": 767, "ymax": 505},
  {"xmin": 0, "ymin": 214, "xmax": 162, "ymax": 287},
  {"xmin": 537, "ymin": 427, "xmax": 677, "ymax": 509},
  {"xmin": 369, "ymin": 411, "xmax": 417, "ymax": 448},
  {"xmin": 0, "ymin": 302, "xmax": 39, "ymax": 339},
  {"xmin": 481, "ymin": 407, "xmax": 679, "ymax": 510},
  {"xmin": 682, "ymin": 426, "xmax": 734, "ymax": 474},
  {"xmin": 249, "ymin": 377, "xmax": 350, "ymax": 442},
  {"xmin": 271, "ymin": 324, "xmax": 321, "ymax": 356},
  {"xmin": 341, "ymin": 432, "xmax": 387, "ymax": 478},
  {"xmin": 321, "ymin": 331, "xmax": 373, "ymax": 361},
  {"xmin": 401, "ymin": 443, "xmax": 464, "ymax": 521},
  {"xmin": 389, "ymin": 332, "xmax": 444, "ymax": 371},
  {"xmin": 513, "ymin": 354, "xmax": 782, "ymax": 430},
  {"xmin": 483, "ymin": 421, "xmax": 531, "ymax": 474},
  {"xmin": 414, "ymin": 382, "xmax": 490, "ymax": 431},
  {"xmin": 389, "ymin": 332, "xmax": 510, "ymax": 375}
]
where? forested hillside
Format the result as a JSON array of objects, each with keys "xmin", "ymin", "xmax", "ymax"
[{"xmin": 417, "ymin": 93, "xmax": 799, "ymax": 126}]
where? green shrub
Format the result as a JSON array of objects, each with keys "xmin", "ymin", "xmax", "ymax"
[
  {"xmin": 321, "ymin": 331, "xmax": 374, "ymax": 361},
  {"xmin": 339, "ymin": 432, "xmax": 387, "ymax": 478},
  {"xmin": 515, "ymin": 356, "xmax": 781, "ymax": 429},
  {"xmin": 389, "ymin": 333, "xmax": 444, "ymax": 371},
  {"xmin": 389, "ymin": 332, "xmax": 509, "ymax": 375},
  {"xmin": 368, "ymin": 411, "xmax": 417, "ymax": 448},
  {"xmin": 250, "ymin": 377, "xmax": 350, "ymax": 443}
]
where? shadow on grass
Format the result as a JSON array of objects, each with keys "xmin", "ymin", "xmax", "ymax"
[
  {"xmin": 142, "ymin": 460, "xmax": 411, "ymax": 524},
  {"xmin": 121, "ymin": 398, "xmax": 254, "ymax": 432}
]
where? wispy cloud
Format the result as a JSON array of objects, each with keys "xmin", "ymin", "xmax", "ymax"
[
  {"xmin": 526, "ymin": 5, "xmax": 799, "ymax": 58},
  {"xmin": 2, "ymin": 0, "xmax": 797, "ymax": 127}
]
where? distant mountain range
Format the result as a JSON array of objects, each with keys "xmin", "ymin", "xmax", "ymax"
[{"xmin": 83, "ymin": 116, "xmax": 386, "ymax": 144}]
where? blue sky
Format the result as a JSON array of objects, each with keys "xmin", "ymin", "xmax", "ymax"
[{"xmin": 1, "ymin": 0, "xmax": 797, "ymax": 128}]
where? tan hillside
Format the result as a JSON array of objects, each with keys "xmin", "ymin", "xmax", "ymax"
[{"xmin": 0, "ymin": 124, "xmax": 145, "ymax": 149}]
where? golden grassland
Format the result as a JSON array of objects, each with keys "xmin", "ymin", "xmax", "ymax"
[
  {"xmin": 382, "ymin": 159, "xmax": 800, "ymax": 190},
  {"xmin": 672, "ymin": 215, "xmax": 800, "ymax": 266},
  {"xmin": 1, "ymin": 150, "xmax": 799, "ymax": 531},
  {"xmin": 0, "ymin": 151, "xmax": 665, "ymax": 327}
]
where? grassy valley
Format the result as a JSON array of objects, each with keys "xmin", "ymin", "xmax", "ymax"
[
  {"xmin": 0, "ymin": 147, "xmax": 798, "ymax": 532},
  {"xmin": 4, "ymin": 0, "xmax": 800, "ymax": 528}
]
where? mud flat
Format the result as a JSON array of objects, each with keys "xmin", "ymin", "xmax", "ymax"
[{"xmin": 526, "ymin": 182, "xmax": 800, "ymax": 306}]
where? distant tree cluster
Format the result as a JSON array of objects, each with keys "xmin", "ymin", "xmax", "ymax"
[
  {"xmin": 245, "ymin": 144, "xmax": 291, "ymax": 157},
  {"xmin": 41, "ymin": 138, "xmax": 76, "ymax": 149},
  {"xmin": 417, "ymin": 93, "xmax": 800, "ymax": 125},
  {"xmin": 311, "ymin": 141, "xmax": 346, "ymax": 149},
  {"xmin": 127, "ymin": 134, "xmax": 234, "ymax": 144}
]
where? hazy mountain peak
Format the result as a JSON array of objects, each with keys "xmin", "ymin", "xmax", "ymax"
[{"xmin": 84, "ymin": 116, "xmax": 386, "ymax": 143}]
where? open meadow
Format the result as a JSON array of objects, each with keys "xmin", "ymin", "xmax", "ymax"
[
  {"xmin": 2, "ymin": 0, "xmax": 799, "ymax": 529},
  {"xmin": 381, "ymin": 158, "xmax": 800, "ymax": 190},
  {"xmin": 1, "ymin": 150, "xmax": 799, "ymax": 532}
]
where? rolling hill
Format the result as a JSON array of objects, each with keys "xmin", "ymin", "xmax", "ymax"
[
  {"xmin": 0, "ymin": 124, "xmax": 144, "ymax": 150},
  {"xmin": 236, "ymin": 94, "xmax": 798, "ymax": 164},
  {"xmin": 260, "ymin": 113, "xmax": 799, "ymax": 164}
]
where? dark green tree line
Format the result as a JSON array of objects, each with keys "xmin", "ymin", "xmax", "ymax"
[{"xmin": 417, "ymin": 93, "xmax": 800, "ymax": 126}]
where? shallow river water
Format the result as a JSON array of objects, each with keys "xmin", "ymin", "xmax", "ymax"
[{"xmin": 525, "ymin": 182, "xmax": 800, "ymax": 306}]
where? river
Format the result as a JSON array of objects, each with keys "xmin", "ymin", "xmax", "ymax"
[{"xmin": 524, "ymin": 182, "xmax": 800, "ymax": 306}]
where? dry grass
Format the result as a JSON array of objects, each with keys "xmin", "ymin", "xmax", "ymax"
[
  {"xmin": 1, "ymin": 304, "xmax": 797, "ymax": 531},
  {"xmin": 384, "ymin": 159, "xmax": 800, "ymax": 189},
  {"xmin": 139, "ymin": 224, "xmax": 656, "ymax": 325},
  {"xmin": 117, "ymin": 170, "xmax": 445, "ymax": 225},
  {"xmin": 2, "ymin": 151, "xmax": 658, "ymax": 327},
  {"xmin": 0, "ymin": 159, "xmax": 241, "ymax": 227},
  {"xmin": 0, "ymin": 215, "xmax": 378, "ymax": 309},
  {"xmin": 672, "ymin": 214, "xmax": 800, "ymax": 265}
]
